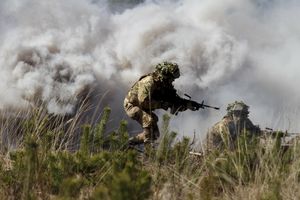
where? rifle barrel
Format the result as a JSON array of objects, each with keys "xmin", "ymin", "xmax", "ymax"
[{"xmin": 202, "ymin": 104, "xmax": 220, "ymax": 110}]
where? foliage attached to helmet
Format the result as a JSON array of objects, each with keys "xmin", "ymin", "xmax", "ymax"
[
  {"xmin": 227, "ymin": 101, "xmax": 249, "ymax": 117},
  {"xmin": 155, "ymin": 61, "xmax": 180, "ymax": 80}
]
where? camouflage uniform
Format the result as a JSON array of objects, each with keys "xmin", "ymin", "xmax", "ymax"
[
  {"xmin": 205, "ymin": 101, "xmax": 261, "ymax": 151},
  {"xmin": 124, "ymin": 62, "xmax": 194, "ymax": 144}
]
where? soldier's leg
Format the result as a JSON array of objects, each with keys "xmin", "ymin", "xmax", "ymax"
[
  {"xmin": 138, "ymin": 112, "xmax": 160, "ymax": 143},
  {"xmin": 149, "ymin": 112, "xmax": 160, "ymax": 141},
  {"xmin": 124, "ymin": 101, "xmax": 148, "ymax": 143},
  {"xmin": 124, "ymin": 101, "xmax": 159, "ymax": 144},
  {"xmin": 131, "ymin": 110, "xmax": 159, "ymax": 144}
]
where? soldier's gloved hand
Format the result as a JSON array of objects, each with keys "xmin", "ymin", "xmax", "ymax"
[
  {"xmin": 161, "ymin": 102, "xmax": 170, "ymax": 110},
  {"xmin": 186, "ymin": 101, "xmax": 199, "ymax": 111}
]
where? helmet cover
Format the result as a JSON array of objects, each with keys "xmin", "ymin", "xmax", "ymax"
[
  {"xmin": 227, "ymin": 101, "xmax": 249, "ymax": 116},
  {"xmin": 155, "ymin": 61, "xmax": 180, "ymax": 79}
]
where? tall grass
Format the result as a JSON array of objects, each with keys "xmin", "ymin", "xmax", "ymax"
[{"xmin": 0, "ymin": 105, "xmax": 300, "ymax": 199}]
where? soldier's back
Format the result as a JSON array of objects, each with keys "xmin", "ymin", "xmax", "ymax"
[
  {"xmin": 204, "ymin": 116, "xmax": 233, "ymax": 151},
  {"xmin": 204, "ymin": 116, "xmax": 261, "ymax": 153}
]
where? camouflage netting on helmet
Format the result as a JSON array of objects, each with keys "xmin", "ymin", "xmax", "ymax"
[
  {"xmin": 227, "ymin": 101, "xmax": 249, "ymax": 116},
  {"xmin": 154, "ymin": 61, "xmax": 180, "ymax": 80}
]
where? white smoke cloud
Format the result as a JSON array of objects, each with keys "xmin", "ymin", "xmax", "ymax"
[{"xmin": 0, "ymin": 0, "xmax": 300, "ymax": 138}]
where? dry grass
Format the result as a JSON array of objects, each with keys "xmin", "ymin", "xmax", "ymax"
[{"xmin": 0, "ymin": 104, "xmax": 300, "ymax": 199}]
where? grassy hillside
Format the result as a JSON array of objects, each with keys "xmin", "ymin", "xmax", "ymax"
[{"xmin": 0, "ymin": 107, "xmax": 300, "ymax": 199}]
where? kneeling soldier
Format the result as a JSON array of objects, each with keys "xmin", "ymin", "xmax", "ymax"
[{"xmin": 124, "ymin": 61, "xmax": 199, "ymax": 145}]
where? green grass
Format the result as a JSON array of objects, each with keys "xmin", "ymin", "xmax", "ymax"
[{"xmin": 0, "ymin": 107, "xmax": 300, "ymax": 199}]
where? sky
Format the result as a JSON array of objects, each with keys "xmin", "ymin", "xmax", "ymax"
[{"xmin": 0, "ymin": 0, "xmax": 300, "ymax": 140}]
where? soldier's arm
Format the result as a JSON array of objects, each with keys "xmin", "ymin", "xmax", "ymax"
[{"xmin": 162, "ymin": 87, "xmax": 191, "ymax": 114}]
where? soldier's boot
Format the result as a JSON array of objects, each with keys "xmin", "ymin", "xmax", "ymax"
[
  {"xmin": 143, "ymin": 129, "xmax": 160, "ymax": 153},
  {"xmin": 128, "ymin": 128, "xmax": 151, "ymax": 145}
]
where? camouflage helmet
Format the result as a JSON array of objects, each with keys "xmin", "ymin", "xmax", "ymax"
[
  {"xmin": 227, "ymin": 101, "xmax": 249, "ymax": 116},
  {"xmin": 155, "ymin": 61, "xmax": 180, "ymax": 79}
]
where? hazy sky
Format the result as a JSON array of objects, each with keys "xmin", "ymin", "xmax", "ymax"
[{"xmin": 0, "ymin": 0, "xmax": 300, "ymax": 139}]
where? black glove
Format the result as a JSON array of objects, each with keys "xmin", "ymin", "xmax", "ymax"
[
  {"xmin": 161, "ymin": 102, "xmax": 170, "ymax": 110},
  {"xmin": 186, "ymin": 100, "xmax": 201, "ymax": 111}
]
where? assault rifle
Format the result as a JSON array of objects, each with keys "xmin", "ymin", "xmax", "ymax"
[
  {"xmin": 262, "ymin": 127, "xmax": 300, "ymax": 147},
  {"xmin": 184, "ymin": 94, "xmax": 220, "ymax": 110}
]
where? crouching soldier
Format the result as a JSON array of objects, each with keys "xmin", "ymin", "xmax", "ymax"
[
  {"xmin": 124, "ymin": 61, "xmax": 200, "ymax": 145},
  {"xmin": 204, "ymin": 101, "xmax": 261, "ymax": 152}
]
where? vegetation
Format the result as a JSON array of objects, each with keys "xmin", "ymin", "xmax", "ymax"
[{"xmin": 0, "ymin": 107, "xmax": 300, "ymax": 199}]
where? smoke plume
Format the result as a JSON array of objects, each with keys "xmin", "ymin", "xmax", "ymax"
[{"xmin": 1, "ymin": 0, "xmax": 300, "ymax": 140}]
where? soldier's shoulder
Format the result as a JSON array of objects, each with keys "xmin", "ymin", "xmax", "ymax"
[
  {"xmin": 139, "ymin": 75, "xmax": 154, "ymax": 85},
  {"xmin": 209, "ymin": 117, "xmax": 231, "ymax": 131},
  {"xmin": 210, "ymin": 119, "xmax": 226, "ymax": 130},
  {"xmin": 139, "ymin": 74, "xmax": 154, "ymax": 82},
  {"xmin": 138, "ymin": 75, "xmax": 155, "ymax": 89},
  {"xmin": 220, "ymin": 116, "xmax": 232, "ymax": 124},
  {"xmin": 244, "ymin": 118, "xmax": 254, "ymax": 124}
]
